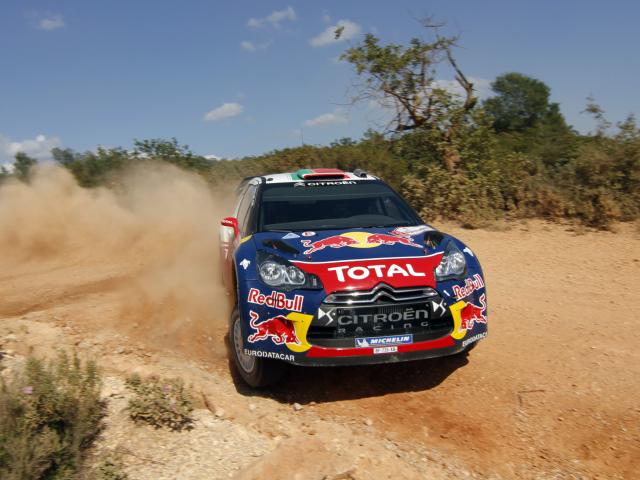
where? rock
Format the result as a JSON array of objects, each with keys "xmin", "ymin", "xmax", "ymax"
[
  {"xmin": 364, "ymin": 419, "xmax": 373, "ymax": 426},
  {"xmin": 215, "ymin": 408, "xmax": 225, "ymax": 418},
  {"xmin": 249, "ymin": 404, "xmax": 256, "ymax": 412},
  {"xmin": 4, "ymin": 334, "xmax": 16, "ymax": 342},
  {"xmin": 293, "ymin": 403, "xmax": 303, "ymax": 411}
]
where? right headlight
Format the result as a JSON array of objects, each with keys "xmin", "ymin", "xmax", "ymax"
[
  {"xmin": 256, "ymin": 251, "xmax": 323, "ymax": 292},
  {"xmin": 434, "ymin": 240, "xmax": 467, "ymax": 282}
]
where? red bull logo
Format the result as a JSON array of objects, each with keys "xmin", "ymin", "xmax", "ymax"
[
  {"xmin": 247, "ymin": 311, "xmax": 301, "ymax": 346},
  {"xmin": 458, "ymin": 294, "xmax": 487, "ymax": 333},
  {"xmin": 247, "ymin": 288, "xmax": 304, "ymax": 312},
  {"xmin": 301, "ymin": 231, "xmax": 423, "ymax": 254},
  {"xmin": 452, "ymin": 274, "xmax": 485, "ymax": 300}
]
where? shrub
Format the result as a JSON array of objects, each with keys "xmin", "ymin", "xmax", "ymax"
[
  {"xmin": 94, "ymin": 452, "xmax": 128, "ymax": 480},
  {"xmin": 124, "ymin": 374, "xmax": 194, "ymax": 431},
  {"xmin": 0, "ymin": 350, "xmax": 105, "ymax": 479}
]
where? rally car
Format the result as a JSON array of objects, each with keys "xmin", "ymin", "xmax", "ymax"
[{"xmin": 220, "ymin": 168, "xmax": 487, "ymax": 387}]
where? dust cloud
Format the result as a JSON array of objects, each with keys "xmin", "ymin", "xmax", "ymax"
[{"xmin": 0, "ymin": 163, "xmax": 238, "ymax": 356}]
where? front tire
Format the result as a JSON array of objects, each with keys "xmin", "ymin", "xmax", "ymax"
[{"xmin": 229, "ymin": 306, "xmax": 284, "ymax": 388}]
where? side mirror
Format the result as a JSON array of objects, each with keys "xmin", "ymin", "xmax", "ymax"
[{"xmin": 221, "ymin": 217, "xmax": 239, "ymax": 238}]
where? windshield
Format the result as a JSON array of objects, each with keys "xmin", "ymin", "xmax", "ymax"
[{"xmin": 257, "ymin": 181, "xmax": 422, "ymax": 232}]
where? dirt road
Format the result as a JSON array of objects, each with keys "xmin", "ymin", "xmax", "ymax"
[{"xmin": 1, "ymin": 166, "xmax": 639, "ymax": 479}]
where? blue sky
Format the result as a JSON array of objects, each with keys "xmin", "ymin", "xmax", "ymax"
[{"xmin": 1, "ymin": 0, "xmax": 638, "ymax": 167}]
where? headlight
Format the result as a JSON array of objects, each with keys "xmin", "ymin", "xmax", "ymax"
[
  {"xmin": 434, "ymin": 240, "xmax": 467, "ymax": 282},
  {"xmin": 256, "ymin": 251, "xmax": 323, "ymax": 291}
]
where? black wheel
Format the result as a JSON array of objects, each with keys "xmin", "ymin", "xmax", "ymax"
[{"xmin": 229, "ymin": 305, "xmax": 284, "ymax": 388}]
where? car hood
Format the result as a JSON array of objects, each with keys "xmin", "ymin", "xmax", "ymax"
[{"xmin": 252, "ymin": 226, "xmax": 446, "ymax": 292}]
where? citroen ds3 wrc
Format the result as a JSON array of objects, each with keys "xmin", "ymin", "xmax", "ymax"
[{"xmin": 220, "ymin": 168, "xmax": 487, "ymax": 387}]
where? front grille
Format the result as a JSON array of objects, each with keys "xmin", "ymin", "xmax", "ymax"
[
  {"xmin": 307, "ymin": 296, "xmax": 454, "ymax": 348},
  {"xmin": 324, "ymin": 283, "xmax": 437, "ymax": 305}
]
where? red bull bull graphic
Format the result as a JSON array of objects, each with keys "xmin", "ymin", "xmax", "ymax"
[
  {"xmin": 452, "ymin": 274, "xmax": 485, "ymax": 300},
  {"xmin": 458, "ymin": 294, "xmax": 487, "ymax": 332},
  {"xmin": 247, "ymin": 311, "xmax": 301, "ymax": 346},
  {"xmin": 301, "ymin": 231, "xmax": 423, "ymax": 255},
  {"xmin": 247, "ymin": 288, "xmax": 304, "ymax": 312},
  {"xmin": 301, "ymin": 235, "xmax": 361, "ymax": 253},
  {"xmin": 364, "ymin": 233, "xmax": 423, "ymax": 247},
  {"xmin": 449, "ymin": 293, "xmax": 488, "ymax": 341}
]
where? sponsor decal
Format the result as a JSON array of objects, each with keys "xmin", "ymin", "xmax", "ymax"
[
  {"xmin": 301, "ymin": 231, "xmax": 422, "ymax": 254},
  {"xmin": 302, "ymin": 231, "xmax": 316, "ymax": 237},
  {"xmin": 462, "ymin": 331, "xmax": 487, "ymax": 348},
  {"xmin": 317, "ymin": 307, "xmax": 334, "ymax": 325},
  {"xmin": 244, "ymin": 349, "xmax": 295, "ymax": 361},
  {"xmin": 389, "ymin": 225, "xmax": 435, "ymax": 237},
  {"xmin": 247, "ymin": 288, "xmax": 304, "ymax": 312},
  {"xmin": 294, "ymin": 180, "xmax": 357, "ymax": 187},
  {"xmin": 432, "ymin": 298, "xmax": 447, "ymax": 315},
  {"xmin": 239, "ymin": 259, "xmax": 251, "ymax": 270},
  {"xmin": 283, "ymin": 232, "xmax": 300, "ymax": 239},
  {"xmin": 463, "ymin": 247, "xmax": 474, "ymax": 257},
  {"xmin": 355, "ymin": 334, "xmax": 413, "ymax": 348},
  {"xmin": 293, "ymin": 255, "xmax": 442, "ymax": 292},
  {"xmin": 452, "ymin": 274, "xmax": 485, "ymax": 300},
  {"xmin": 458, "ymin": 294, "xmax": 487, "ymax": 333},
  {"xmin": 374, "ymin": 346, "xmax": 398, "ymax": 354},
  {"xmin": 336, "ymin": 308, "xmax": 429, "ymax": 325},
  {"xmin": 327, "ymin": 263, "xmax": 426, "ymax": 282},
  {"xmin": 247, "ymin": 311, "xmax": 301, "ymax": 346}
]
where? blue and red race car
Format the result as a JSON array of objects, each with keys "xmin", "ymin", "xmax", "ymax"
[{"xmin": 220, "ymin": 168, "xmax": 487, "ymax": 387}]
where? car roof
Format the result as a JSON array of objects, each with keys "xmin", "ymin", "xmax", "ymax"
[{"xmin": 236, "ymin": 169, "xmax": 379, "ymax": 193}]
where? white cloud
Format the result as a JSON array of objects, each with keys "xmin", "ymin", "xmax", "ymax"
[
  {"xmin": 247, "ymin": 7, "xmax": 296, "ymax": 29},
  {"xmin": 0, "ymin": 134, "xmax": 62, "ymax": 163},
  {"xmin": 203, "ymin": 103, "xmax": 244, "ymax": 122},
  {"xmin": 302, "ymin": 108, "xmax": 348, "ymax": 128},
  {"xmin": 204, "ymin": 154, "xmax": 221, "ymax": 161},
  {"xmin": 241, "ymin": 40, "xmax": 273, "ymax": 51},
  {"xmin": 309, "ymin": 20, "xmax": 361, "ymax": 47},
  {"xmin": 27, "ymin": 11, "xmax": 65, "ymax": 31}
]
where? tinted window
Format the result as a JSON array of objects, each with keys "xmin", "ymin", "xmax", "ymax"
[{"xmin": 258, "ymin": 181, "xmax": 421, "ymax": 231}]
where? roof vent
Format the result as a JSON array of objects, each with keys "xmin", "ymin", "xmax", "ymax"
[
  {"xmin": 296, "ymin": 168, "xmax": 346, "ymax": 180},
  {"xmin": 353, "ymin": 168, "xmax": 368, "ymax": 178}
]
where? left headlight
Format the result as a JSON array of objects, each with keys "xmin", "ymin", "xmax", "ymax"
[
  {"xmin": 434, "ymin": 240, "xmax": 467, "ymax": 282},
  {"xmin": 256, "ymin": 251, "xmax": 323, "ymax": 291}
]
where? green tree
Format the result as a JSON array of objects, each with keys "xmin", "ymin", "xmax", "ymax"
[
  {"xmin": 13, "ymin": 152, "xmax": 38, "ymax": 179},
  {"xmin": 340, "ymin": 15, "xmax": 477, "ymax": 173},
  {"xmin": 132, "ymin": 138, "xmax": 215, "ymax": 173},
  {"xmin": 483, "ymin": 72, "xmax": 566, "ymax": 133},
  {"xmin": 52, "ymin": 146, "xmax": 134, "ymax": 187}
]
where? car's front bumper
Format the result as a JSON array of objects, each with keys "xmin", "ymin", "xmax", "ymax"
[{"xmin": 237, "ymin": 264, "xmax": 487, "ymax": 367}]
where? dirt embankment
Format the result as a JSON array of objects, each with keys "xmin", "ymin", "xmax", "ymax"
[{"xmin": 1, "ymin": 165, "xmax": 639, "ymax": 479}]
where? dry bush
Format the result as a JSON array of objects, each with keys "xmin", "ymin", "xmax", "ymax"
[
  {"xmin": 0, "ymin": 351, "xmax": 105, "ymax": 479},
  {"xmin": 125, "ymin": 374, "xmax": 194, "ymax": 431}
]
